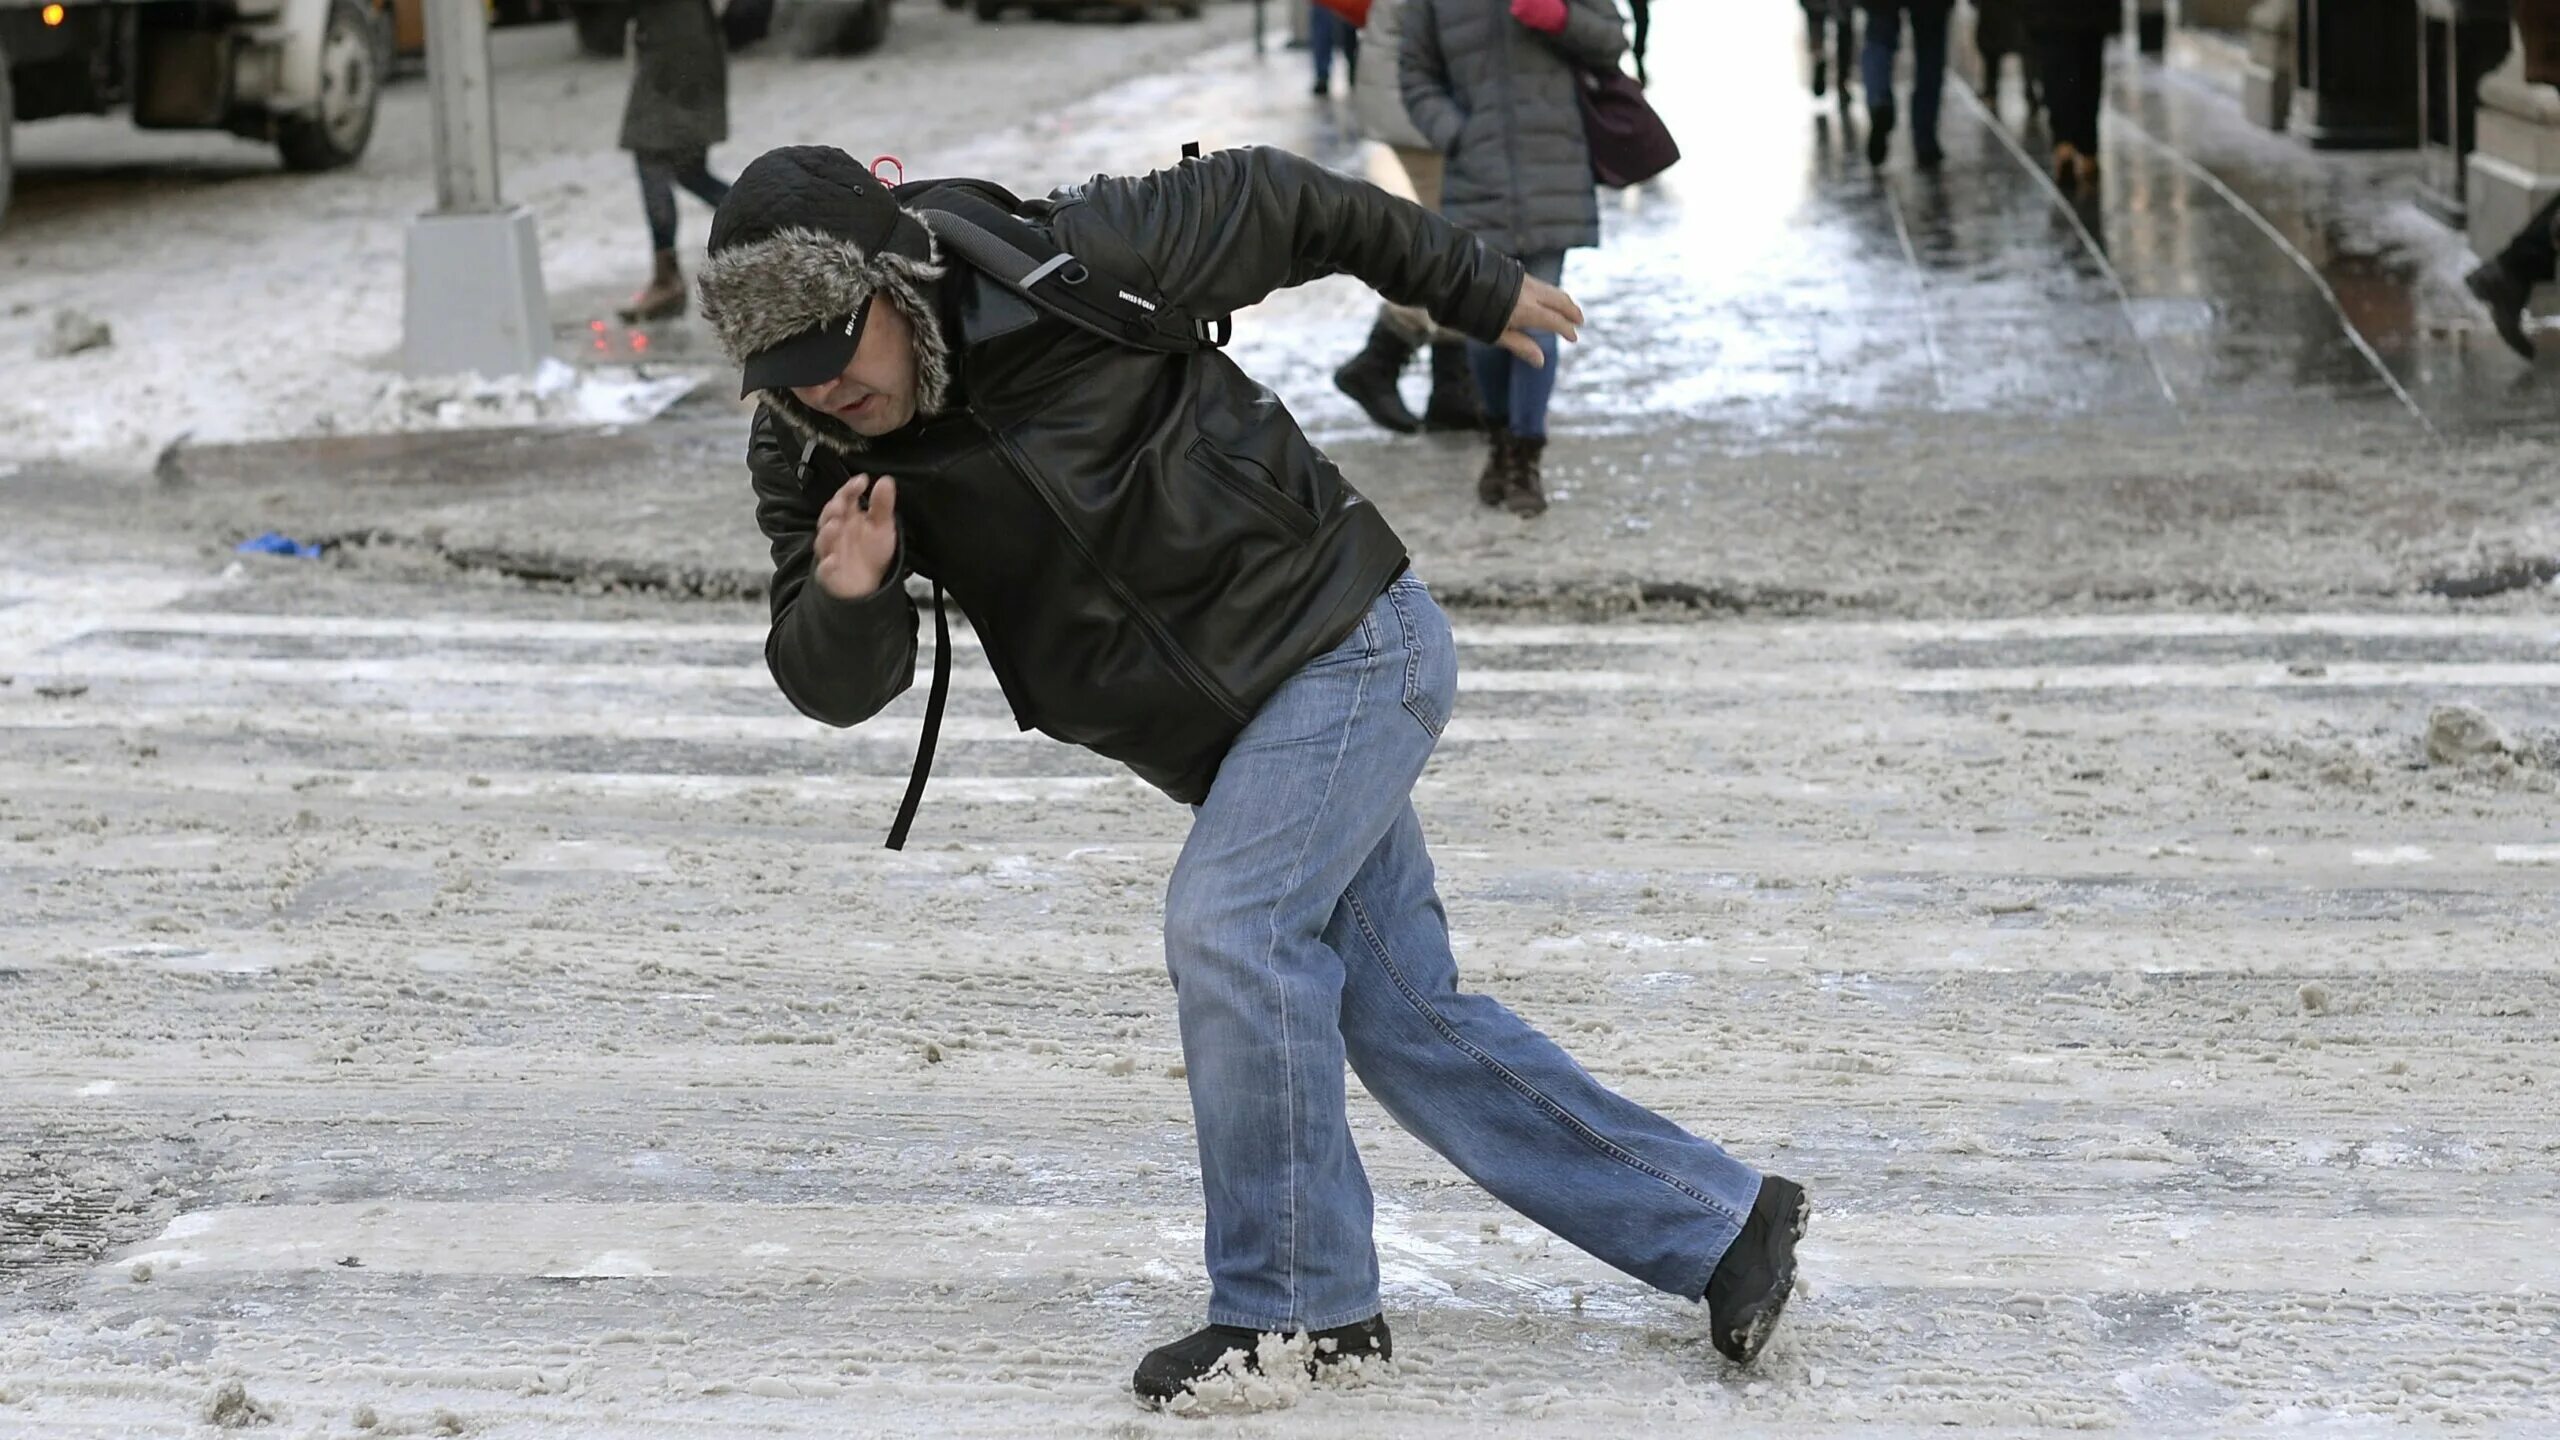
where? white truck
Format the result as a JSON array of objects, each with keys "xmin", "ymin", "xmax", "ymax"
[{"xmin": 0, "ymin": 0, "xmax": 382, "ymax": 226}]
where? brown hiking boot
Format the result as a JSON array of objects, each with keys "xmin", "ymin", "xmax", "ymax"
[
  {"xmin": 1502, "ymin": 436, "xmax": 1549, "ymax": 518},
  {"xmin": 1476, "ymin": 431, "xmax": 1519, "ymax": 507},
  {"xmin": 619, "ymin": 249, "xmax": 687, "ymax": 323}
]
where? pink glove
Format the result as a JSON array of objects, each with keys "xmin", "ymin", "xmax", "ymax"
[{"xmin": 1510, "ymin": 0, "xmax": 1566, "ymax": 34}]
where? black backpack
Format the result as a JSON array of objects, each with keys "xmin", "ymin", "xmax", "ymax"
[{"xmin": 855, "ymin": 148, "xmax": 1230, "ymax": 851}]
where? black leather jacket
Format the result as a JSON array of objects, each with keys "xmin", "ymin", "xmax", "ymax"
[{"xmin": 747, "ymin": 147, "xmax": 1525, "ymax": 819}]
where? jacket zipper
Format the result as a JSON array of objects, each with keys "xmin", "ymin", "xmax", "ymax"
[{"xmin": 983, "ymin": 425, "xmax": 1253, "ymax": 727}]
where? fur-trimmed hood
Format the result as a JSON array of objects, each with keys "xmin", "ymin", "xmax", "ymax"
[{"xmin": 697, "ymin": 147, "xmax": 956, "ymax": 455}]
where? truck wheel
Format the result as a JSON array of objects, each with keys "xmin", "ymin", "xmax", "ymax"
[
  {"xmin": 840, "ymin": 0, "xmax": 890, "ymax": 53},
  {"xmin": 573, "ymin": 1, "xmax": 631, "ymax": 57},
  {"xmin": 276, "ymin": 0, "xmax": 383, "ymax": 171},
  {"xmin": 973, "ymin": 0, "xmax": 1002, "ymax": 18}
]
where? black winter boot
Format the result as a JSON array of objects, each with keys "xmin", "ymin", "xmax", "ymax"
[
  {"xmin": 1422, "ymin": 342, "xmax": 1486, "ymax": 432},
  {"xmin": 1502, "ymin": 436, "xmax": 1549, "ymax": 517},
  {"xmin": 1705, "ymin": 1174, "xmax": 1809, "ymax": 1366},
  {"xmin": 2466, "ymin": 259, "xmax": 2539, "ymax": 361},
  {"xmin": 1333, "ymin": 320, "xmax": 1423, "ymax": 434},
  {"xmin": 1476, "ymin": 430, "xmax": 1519, "ymax": 507},
  {"xmin": 1866, "ymin": 101, "xmax": 1895, "ymax": 166},
  {"xmin": 1132, "ymin": 1314, "xmax": 1392, "ymax": 1407}
]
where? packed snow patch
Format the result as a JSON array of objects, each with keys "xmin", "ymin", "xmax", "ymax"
[{"xmin": 356, "ymin": 360, "xmax": 698, "ymax": 436}]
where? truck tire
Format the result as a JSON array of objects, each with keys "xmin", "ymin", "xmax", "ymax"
[
  {"xmin": 574, "ymin": 2, "xmax": 631, "ymax": 57},
  {"xmin": 276, "ymin": 0, "xmax": 384, "ymax": 171},
  {"xmin": 839, "ymin": 0, "xmax": 889, "ymax": 52}
]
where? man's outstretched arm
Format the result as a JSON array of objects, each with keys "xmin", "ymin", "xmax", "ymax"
[{"xmin": 1055, "ymin": 145, "xmax": 1532, "ymax": 351}]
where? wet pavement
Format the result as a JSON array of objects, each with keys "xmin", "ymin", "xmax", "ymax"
[{"xmin": 11, "ymin": 1, "xmax": 2555, "ymax": 613}]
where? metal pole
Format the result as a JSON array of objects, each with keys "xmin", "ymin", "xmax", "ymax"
[
  {"xmin": 422, "ymin": 0, "xmax": 504, "ymax": 212},
  {"xmin": 1255, "ymin": 0, "xmax": 1266, "ymax": 55},
  {"xmin": 403, "ymin": 0, "xmax": 548, "ymax": 376}
]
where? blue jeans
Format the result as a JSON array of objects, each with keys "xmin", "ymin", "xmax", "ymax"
[
  {"xmin": 1310, "ymin": 4, "xmax": 1357, "ymax": 87},
  {"xmin": 1164, "ymin": 574, "xmax": 1764, "ymax": 1332},
  {"xmin": 1862, "ymin": 2, "xmax": 1950, "ymax": 144},
  {"xmin": 1467, "ymin": 250, "xmax": 1568, "ymax": 441}
]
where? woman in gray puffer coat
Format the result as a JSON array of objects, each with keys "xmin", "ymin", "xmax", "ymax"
[{"xmin": 1403, "ymin": 0, "xmax": 1626, "ymax": 517}]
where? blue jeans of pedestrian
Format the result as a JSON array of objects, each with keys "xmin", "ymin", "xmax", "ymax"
[
  {"xmin": 1862, "ymin": 2, "xmax": 1950, "ymax": 146},
  {"xmin": 1310, "ymin": 3, "xmax": 1357, "ymax": 88},
  {"xmin": 1164, "ymin": 573, "xmax": 1764, "ymax": 1333},
  {"xmin": 1467, "ymin": 250, "xmax": 1568, "ymax": 441}
]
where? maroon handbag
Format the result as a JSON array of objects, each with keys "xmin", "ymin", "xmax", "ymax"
[{"xmin": 1578, "ymin": 67, "xmax": 1678, "ymax": 188}]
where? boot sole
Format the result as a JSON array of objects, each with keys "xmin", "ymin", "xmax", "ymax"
[{"xmin": 1719, "ymin": 1190, "xmax": 1811, "ymax": 1367}]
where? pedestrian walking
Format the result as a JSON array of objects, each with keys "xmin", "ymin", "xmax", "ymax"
[
  {"xmin": 696, "ymin": 141, "xmax": 1807, "ymax": 1409},
  {"xmin": 1973, "ymin": 0, "xmax": 2038, "ymax": 115},
  {"xmin": 618, "ymin": 0, "xmax": 735, "ymax": 322},
  {"xmin": 2461, "ymin": 28, "xmax": 2557, "ymax": 360},
  {"xmin": 1800, "ymin": 0, "xmax": 1856, "ymax": 100},
  {"xmin": 1312, "ymin": 0, "xmax": 1361, "ymax": 96},
  {"xmin": 2027, "ymin": 0, "xmax": 2119, "ymax": 193},
  {"xmin": 1857, "ymin": 0, "xmax": 1952, "ymax": 168},
  {"xmin": 2464, "ymin": 192, "xmax": 2559, "ymax": 360},
  {"xmin": 1404, "ymin": 0, "xmax": 1630, "ymax": 516},
  {"xmin": 1332, "ymin": 0, "xmax": 1488, "ymax": 436}
]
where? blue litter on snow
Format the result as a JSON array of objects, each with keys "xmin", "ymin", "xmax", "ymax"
[{"xmin": 236, "ymin": 532, "xmax": 322, "ymax": 559}]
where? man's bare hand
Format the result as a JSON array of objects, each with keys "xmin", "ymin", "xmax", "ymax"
[
  {"xmin": 813, "ymin": 474, "xmax": 900, "ymax": 601},
  {"xmin": 1497, "ymin": 274, "xmax": 1585, "ymax": 367}
]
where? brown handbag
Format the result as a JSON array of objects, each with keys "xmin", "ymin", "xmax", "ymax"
[{"xmin": 1579, "ymin": 67, "xmax": 1679, "ymax": 188}]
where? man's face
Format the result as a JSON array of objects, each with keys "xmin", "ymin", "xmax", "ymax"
[{"xmin": 792, "ymin": 297, "xmax": 919, "ymax": 437}]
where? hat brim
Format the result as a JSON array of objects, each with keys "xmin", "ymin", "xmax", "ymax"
[{"xmin": 739, "ymin": 301, "xmax": 870, "ymax": 397}]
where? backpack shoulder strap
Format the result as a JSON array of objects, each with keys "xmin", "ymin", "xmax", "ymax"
[{"xmin": 914, "ymin": 186, "xmax": 1228, "ymax": 355}]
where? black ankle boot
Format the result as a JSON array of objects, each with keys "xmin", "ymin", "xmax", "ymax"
[
  {"xmin": 1334, "ymin": 320, "xmax": 1422, "ymax": 434},
  {"xmin": 1132, "ymin": 1314, "xmax": 1391, "ymax": 1406},
  {"xmin": 1866, "ymin": 104, "xmax": 1894, "ymax": 166},
  {"xmin": 1422, "ymin": 342, "xmax": 1486, "ymax": 432},
  {"xmin": 1476, "ymin": 430, "xmax": 1519, "ymax": 507},
  {"xmin": 2466, "ymin": 259, "xmax": 2540, "ymax": 361},
  {"xmin": 1502, "ymin": 435, "xmax": 1548, "ymax": 517},
  {"xmin": 1705, "ymin": 1174, "xmax": 1809, "ymax": 1366}
]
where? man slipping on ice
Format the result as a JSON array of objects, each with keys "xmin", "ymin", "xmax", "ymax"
[{"xmin": 696, "ymin": 142, "xmax": 1809, "ymax": 1407}]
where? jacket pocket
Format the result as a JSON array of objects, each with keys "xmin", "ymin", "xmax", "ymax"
[{"xmin": 1189, "ymin": 438, "xmax": 1317, "ymax": 540}]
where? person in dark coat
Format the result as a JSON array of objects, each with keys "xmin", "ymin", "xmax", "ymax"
[
  {"xmin": 1403, "ymin": 0, "xmax": 1628, "ymax": 517},
  {"xmin": 1857, "ymin": 0, "xmax": 1952, "ymax": 169},
  {"xmin": 1799, "ymin": 0, "xmax": 1856, "ymax": 100},
  {"xmin": 2027, "ymin": 0, "xmax": 2119, "ymax": 194},
  {"xmin": 618, "ymin": 0, "xmax": 735, "ymax": 322},
  {"xmin": 692, "ymin": 142, "xmax": 1807, "ymax": 1407},
  {"xmin": 1973, "ymin": 0, "xmax": 2038, "ymax": 115}
]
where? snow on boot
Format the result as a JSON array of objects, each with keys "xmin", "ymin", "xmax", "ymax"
[
  {"xmin": 1422, "ymin": 342, "xmax": 1486, "ymax": 432},
  {"xmin": 1705, "ymin": 1174, "xmax": 1809, "ymax": 1366},
  {"xmin": 1476, "ymin": 430, "xmax": 1520, "ymax": 507},
  {"xmin": 1132, "ymin": 1314, "xmax": 1391, "ymax": 1407},
  {"xmin": 619, "ymin": 249, "xmax": 688, "ymax": 324},
  {"xmin": 1334, "ymin": 319, "xmax": 1423, "ymax": 434},
  {"xmin": 1502, "ymin": 436, "xmax": 1549, "ymax": 518}
]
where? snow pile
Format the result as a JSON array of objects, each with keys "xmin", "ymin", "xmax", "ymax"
[
  {"xmin": 201, "ymin": 1378, "xmax": 274, "ymax": 1428},
  {"xmin": 353, "ymin": 359, "xmax": 698, "ymax": 435}
]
